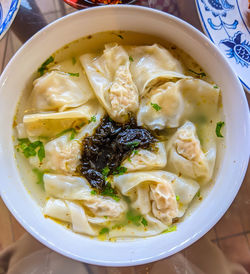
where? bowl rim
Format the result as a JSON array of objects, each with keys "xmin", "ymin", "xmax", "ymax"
[{"xmin": 0, "ymin": 4, "xmax": 249, "ymax": 267}]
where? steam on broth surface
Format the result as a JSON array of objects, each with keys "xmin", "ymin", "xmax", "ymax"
[{"xmin": 13, "ymin": 31, "xmax": 224, "ymax": 240}]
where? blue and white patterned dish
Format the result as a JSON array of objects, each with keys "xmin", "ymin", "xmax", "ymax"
[
  {"xmin": 196, "ymin": 0, "xmax": 250, "ymax": 92},
  {"xmin": 0, "ymin": 0, "xmax": 20, "ymax": 40}
]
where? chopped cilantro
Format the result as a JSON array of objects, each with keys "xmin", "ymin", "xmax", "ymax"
[
  {"xmin": 216, "ymin": 121, "xmax": 225, "ymax": 138},
  {"xmin": 17, "ymin": 139, "xmax": 45, "ymax": 163},
  {"xmin": 37, "ymin": 56, "xmax": 54, "ymax": 76},
  {"xmin": 70, "ymin": 129, "xmax": 76, "ymax": 140},
  {"xmin": 126, "ymin": 210, "xmax": 142, "ymax": 226},
  {"xmin": 72, "ymin": 57, "xmax": 77, "ymax": 65},
  {"xmin": 126, "ymin": 210, "xmax": 148, "ymax": 227},
  {"xmin": 55, "ymin": 128, "xmax": 76, "ymax": 140},
  {"xmin": 113, "ymin": 166, "xmax": 127, "ymax": 175},
  {"xmin": 102, "ymin": 166, "xmax": 110, "ymax": 177},
  {"xmin": 88, "ymin": 116, "xmax": 96, "ymax": 123},
  {"xmin": 37, "ymin": 143, "xmax": 45, "ymax": 162},
  {"xmin": 129, "ymin": 56, "xmax": 134, "ymax": 62},
  {"xmin": 188, "ymin": 69, "xmax": 206, "ymax": 77},
  {"xmin": 128, "ymin": 149, "xmax": 139, "ymax": 161},
  {"xmin": 213, "ymin": 85, "xmax": 218, "ymax": 89},
  {"xmin": 162, "ymin": 225, "xmax": 177, "ymax": 233},
  {"xmin": 151, "ymin": 102, "xmax": 162, "ymax": 111},
  {"xmin": 176, "ymin": 195, "xmax": 180, "ymax": 201},
  {"xmin": 126, "ymin": 141, "xmax": 140, "ymax": 148},
  {"xmin": 133, "ymin": 150, "xmax": 139, "ymax": 155},
  {"xmin": 90, "ymin": 190, "xmax": 97, "ymax": 195},
  {"xmin": 99, "ymin": 227, "xmax": 109, "ymax": 235},
  {"xmin": 141, "ymin": 217, "xmax": 148, "ymax": 227},
  {"xmin": 104, "ymin": 216, "xmax": 108, "ymax": 219},
  {"xmin": 68, "ymin": 72, "xmax": 79, "ymax": 77},
  {"xmin": 101, "ymin": 182, "xmax": 120, "ymax": 201},
  {"xmin": 32, "ymin": 168, "xmax": 45, "ymax": 187},
  {"xmin": 196, "ymin": 190, "xmax": 200, "ymax": 197}
]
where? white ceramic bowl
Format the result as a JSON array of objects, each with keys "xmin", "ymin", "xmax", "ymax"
[{"xmin": 0, "ymin": 5, "xmax": 249, "ymax": 267}]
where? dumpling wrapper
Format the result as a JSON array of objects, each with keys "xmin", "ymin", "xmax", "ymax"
[
  {"xmin": 28, "ymin": 107, "xmax": 104, "ymax": 174},
  {"xmin": 137, "ymin": 82, "xmax": 184, "ymax": 130},
  {"xmin": 80, "ymin": 43, "xmax": 139, "ymax": 122},
  {"xmin": 166, "ymin": 121, "xmax": 216, "ymax": 184},
  {"xmin": 114, "ymin": 171, "xmax": 178, "ymax": 225},
  {"xmin": 137, "ymin": 78, "xmax": 220, "ymax": 130},
  {"xmin": 109, "ymin": 214, "xmax": 167, "ymax": 238},
  {"xmin": 44, "ymin": 174, "xmax": 92, "ymax": 200},
  {"xmin": 122, "ymin": 142, "xmax": 167, "ymax": 171},
  {"xmin": 113, "ymin": 170, "xmax": 199, "ymax": 219},
  {"xmin": 29, "ymin": 135, "xmax": 81, "ymax": 174},
  {"xmin": 22, "ymin": 100, "xmax": 104, "ymax": 138},
  {"xmin": 44, "ymin": 198, "xmax": 112, "ymax": 225},
  {"xmin": 44, "ymin": 174, "xmax": 127, "ymax": 218},
  {"xmin": 31, "ymin": 71, "xmax": 94, "ymax": 112},
  {"xmin": 44, "ymin": 198, "xmax": 96, "ymax": 235},
  {"xmin": 65, "ymin": 201, "xmax": 96, "ymax": 235},
  {"xmin": 126, "ymin": 44, "xmax": 188, "ymax": 96}
]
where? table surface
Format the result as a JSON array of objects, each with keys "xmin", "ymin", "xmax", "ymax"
[{"xmin": 0, "ymin": 0, "xmax": 249, "ymax": 272}]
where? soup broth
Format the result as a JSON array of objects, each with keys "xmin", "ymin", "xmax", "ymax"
[{"xmin": 14, "ymin": 31, "xmax": 224, "ymax": 240}]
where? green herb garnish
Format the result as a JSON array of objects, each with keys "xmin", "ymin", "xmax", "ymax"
[
  {"xmin": 90, "ymin": 190, "xmax": 97, "ymax": 195},
  {"xmin": 88, "ymin": 116, "xmax": 96, "ymax": 123},
  {"xmin": 129, "ymin": 56, "xmax": 134, "ymax": 62},
  {"xmin": 141, "ymin": 217, "xmax": 148, "ymax": 227},
  {"xmin": 102, "ymin": 166, "xmax": 110, "ymax": 177},
  {"xmin": 216, "ymin": 121, "xmax": 225, "ymax": 138},
  {"xmin": 37, "ymin": 143, "xmax": 45, "ymax": 162},
  {"xmin": 68, "ymin": 72, "xmax": 79, "ymax": 77},
  {"xmin": 188, "ymin": 69, "xmax": 206, "ymax": 77},
  {"xmin": 213, "ymin": 85, "xmax": 218, "ymax": 89},
  {"xmin": 126, "ymin": 210, "xmax": 142, "ymax": 226},
  {"xmin": 162, "ymin": 225, "xmax": 177, "ymax": 234},
  {"xmin": 55, "ymin": 128, "xmax": 76, "ymax": 140},
  {"xmin": 113, "ymin": 166, "xmax": 127, "ymax": 175},
  {"xmin": 72, "ymin": 57, "xmax": 77, "ymax": 65},
  {"xmin": 176, "ymin": 195, "xmax": 180, "ymax": 201},
  {"xmin": 196, "ymin": 190, "xmax": 200, "ymax": 198},
  {"xmin": 32, "ymin": 168, "xmax": 45, "ymax": 187},
  {"xmin": 17, "ymin": 139, "xmax": 45, "ymax": 163},
  {"xmin": 127, "ymin": 157, "xmax": 132, "ymax": 163},
  {"xmin": 101, "ymin": 182, "xmax": 120, "ymax": 201},
  {"xmin": 133, "ymin": 150, "xmax": 139, "ymax": 155},
  {"xmin": 150, "ymin": 102, "xmax": 162, "ymax": 111},
  {"xmin": 70, "ymin": 129, "xmax": 76, "ymax": 140},
  {"xmin": 99, "ymin": 227, "xmax": 109, "ymax": 235},
  {"xmin": 126, "ymin": 141, "xmax": 140, "ymax": 148},
  {"xmin": 37, "ymin": 56, "xmax": 54, "ymax": 76}
]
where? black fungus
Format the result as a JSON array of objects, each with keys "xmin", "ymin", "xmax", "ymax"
[{"xmin": 80, "ymin": 116, "xmax": 157, "ymax": 190}]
